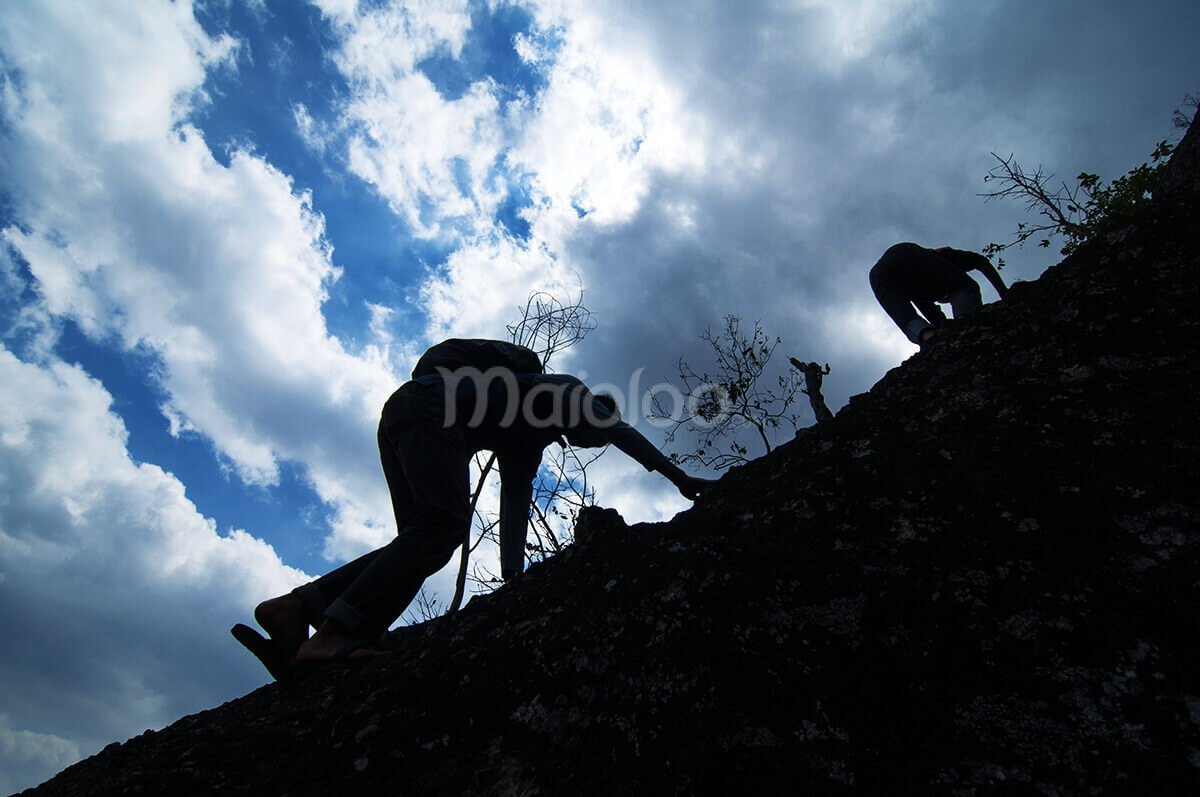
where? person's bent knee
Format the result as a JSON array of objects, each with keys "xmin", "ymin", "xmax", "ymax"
[{"xmin": 400, "ymin": 510, "xmax": 470, "ymax": 547}]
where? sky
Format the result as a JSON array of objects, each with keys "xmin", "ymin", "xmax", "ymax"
[{"xmin": 1, "ymin": 0, "xmax": 1197, "ymax": 790}]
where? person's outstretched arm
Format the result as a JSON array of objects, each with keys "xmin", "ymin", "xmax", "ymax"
[
  {"xmin": 656, "ymin": 460, "xmax": 713, "ymax": 500},
  {"xmin": 594, "ymin": 415, "xmax": 715, "ymax": 500},
  {"xmin": 974, "ymin": 258, "xmax": 1009, "ymax": 299},
  {"xmin": 935, "ymin": 246, "xmax": 1009, "ymax": 299}
]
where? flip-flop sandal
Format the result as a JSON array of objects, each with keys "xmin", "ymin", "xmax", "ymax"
[{"xmin": 231, "ymin": 623, "xmax": 297, "ymax": 686}]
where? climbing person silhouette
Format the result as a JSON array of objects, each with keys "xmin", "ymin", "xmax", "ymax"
[
  {"xmin": 233, "ymin": 339, "xmax": 712, "ymax": 682},
  {"xmin": 868, "ymin": 242, "xmax": 1009, "ymax": 346}
]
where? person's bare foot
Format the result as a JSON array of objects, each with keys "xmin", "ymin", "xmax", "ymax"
[
  {"xmin": 295, "ymin": 622, "xmax": 383, "ymax": 664},
  {"xmin": 254, "ymin": 593, "xmax": 311, "ymax": 657}
]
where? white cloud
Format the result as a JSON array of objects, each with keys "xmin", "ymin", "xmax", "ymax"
[
  {"xmin": 344, "ymin": 74, "xmax": 504, "ymax": 237},
  {"xmin": 308, "ymin": 0, "xmax": 712, "ymax": 346},
  {"xmin": 0, "ymin": 716, "xmax": 81, "ymax": 796},
  {"xmin": 321, "ymin": 0, "xmax": 473, "ymax": 65},
  {"xmin": 293, "ymin": 102, "xmax": 331, "ymax": 154},
  {"xmin": 0, "ymin": 243, "xmax": 59, "ymax": 361},
  {"xmin": 419, "ymin": 235, "xmax": 570, "ymax": 339},
  {"xmin": 510, "ymin": 2, "xmax": 707, "ymax": 230},
  {"xmin": 316, "ymin": 0, "xmax": 506, "ymax": 239},
  {"xmin": 0, "ymin": 0, "xmax": 402, "ymax": 561},
  {"xmin": 583, "ymin": 450, "xmax": 691, "ymax": 524},
  {"xmin": 787, "ymin": 0, "xmax": 936, "ymax": 66},
  {"xmin": 0, "ymin": 345, "xmax": 309, "ymax": 792}
]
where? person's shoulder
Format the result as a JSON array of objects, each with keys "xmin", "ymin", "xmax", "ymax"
[
  {"xmin": 937, "ymin": 246, "xmax": 989, "ymax": 270},
  {"xmin": 520, "ymin": 372, "xmax": 585, "ymax": 388}
]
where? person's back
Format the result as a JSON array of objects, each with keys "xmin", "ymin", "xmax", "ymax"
[
  {"xmin": 428, "ymin": 371, "xmax": 601, "ymax": 448},
  {"xmin": 411, "ymin": 338, "xmax": 543, "ymax": 380}
]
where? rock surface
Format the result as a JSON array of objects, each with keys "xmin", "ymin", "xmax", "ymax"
[{"xmin": 21, "ymin": 115, "xmax": 1200, "ymax": 796}]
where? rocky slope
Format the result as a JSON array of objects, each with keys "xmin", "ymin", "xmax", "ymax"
[{"xmin": 22, "ymin": 115, "xmax": 1200, "ymax": 795}]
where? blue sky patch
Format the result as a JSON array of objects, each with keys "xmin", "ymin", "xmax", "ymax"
[
  {"xmin": 496, "ymin": 177, "xmax": 534, "ymax": 241},
  {"xmin": 417, "ymin": 2, "xmax": 549, "ymax": 102},
  {"xmin": 52, "ymin": 320, "xmax": 332, "ymax": 573}
]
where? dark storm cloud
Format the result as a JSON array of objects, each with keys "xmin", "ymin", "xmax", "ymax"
[{"xmin": 537, "ymin": 0, "xmax": 1200, "ymax": 460}]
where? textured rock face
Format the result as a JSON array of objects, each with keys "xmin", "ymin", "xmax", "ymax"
[
  {"xmin": 1158, "ymin": 108, "xmax": 1200, "ymax": 205},
  {"xmin": 22, "ymin": 121, "xmax": 1200, "ymax": 795}
]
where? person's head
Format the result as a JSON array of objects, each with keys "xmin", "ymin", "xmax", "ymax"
[{"xmin": 563, "ymin": 392, "xmax": 619, "ymax": 448}]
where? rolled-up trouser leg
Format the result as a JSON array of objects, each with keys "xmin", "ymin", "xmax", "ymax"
[
  {"xmin": 947, "ymin": 281, "xmax": 982, "ymax": 318},
  {"xmin": 322, "ymin": 508, "xmax": 468, "ymax": 636},
  {"xmin": 323, "ymin": 383, "xmax": 472, "ymax": 637},
  {"xmin": 294, "ymin": 550, "xmax": 381, "ymax": 622}
]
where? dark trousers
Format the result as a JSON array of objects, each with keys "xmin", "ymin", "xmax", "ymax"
[
  {"xmin": 295, "ymin": 381, "xmax": 471, "ymax": 637},
  {"xmin": 869, "ymin": 242, "xmax": 981, "ymax": 344}
]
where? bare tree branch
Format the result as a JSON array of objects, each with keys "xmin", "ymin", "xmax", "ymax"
[
  {"xmin": 651, "ymin": 315, "xmax": 803, "ymax": 470},
  {"xmin": 506, "ymin": 276, "xmax": 597, "ymax": 369},
  {"xmin": 446, "ymin": 279, "xmax": 600, "ymax": 611},
  {"xmin": 980, "ymin": 113, "xmax": 1179, "ymax": 263},
  {"xmin": 448, "ymin": 451, "xmax": 499, "ymax": 612},
  {"xmin": 401, "ymin": 586, "xmax": 444, "ymax": 625}
]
